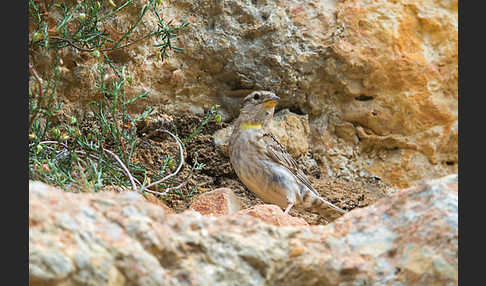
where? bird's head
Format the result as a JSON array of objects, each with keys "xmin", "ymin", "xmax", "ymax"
[{"xmin": 236, "ymin": 90, "xmax": 280, "ymax": 130}]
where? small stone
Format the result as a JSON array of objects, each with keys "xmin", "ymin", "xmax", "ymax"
[{"xmin": 189, "ymin": 188, "xmax": 243, "ymax": 216}]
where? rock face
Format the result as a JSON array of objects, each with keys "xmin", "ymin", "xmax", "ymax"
[
  {"xmin": 29, "ymin": 174, "xmax": 457, "ymax": 285},
  {"xmin": 29, "ymin": 0, "xmax": 457, "ymax": 188}
]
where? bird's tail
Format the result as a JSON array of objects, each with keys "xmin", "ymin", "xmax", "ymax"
[{"xmin": 303, "ymin": 192, "xmax": 346, "ymax": 221}]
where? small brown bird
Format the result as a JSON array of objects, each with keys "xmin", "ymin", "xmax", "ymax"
[{"xmin": 229, "ymin": 90, "xmax": 346, "ymax": 220}]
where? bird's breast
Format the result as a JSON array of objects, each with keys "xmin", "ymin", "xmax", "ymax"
[{"xmin": 229, "ymin": 131, "xmax": 290, "ymax": 207}]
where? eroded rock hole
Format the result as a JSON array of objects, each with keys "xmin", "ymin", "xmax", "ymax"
[
  {"xmin": 287, "ymin": 106, "xmax": 305, "ymax": 115},
  {"xmin": 355, "ymin": 94, "xmax": 374, "ymax": 101}
]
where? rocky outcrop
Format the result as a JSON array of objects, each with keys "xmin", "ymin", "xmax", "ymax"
[
  {"xmin": 29, "ymin": 174, "xmax": 457, "ymax": 285},
  {"xmin": 29, "ymin": 0, "xmax": 457, "ymax": 188}
]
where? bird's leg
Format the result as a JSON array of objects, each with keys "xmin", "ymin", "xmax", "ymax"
[{"xmin": 284, "ymin": 202, "xmax": 294, "ymax": 215}]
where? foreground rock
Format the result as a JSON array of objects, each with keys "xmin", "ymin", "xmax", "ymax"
[
  {"xmin": 232, "ymin": 204, "xmax": 309, "ymax": 227},
  {"xmin": 189, "ymin": 188, "xmax": 243, "ymax": 216},
  {"xmin": 29, "ymin": 175, "xmax": 457, "ymax": 285}
]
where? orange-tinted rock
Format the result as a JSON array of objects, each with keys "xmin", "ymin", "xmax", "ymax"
[
  {"xmin": 312, "ymin": 0, "xmax": 458, "ymax": 188},
  {"xmin": 189, "ymin": 188, "xmax": 243, "ymax": 216}
]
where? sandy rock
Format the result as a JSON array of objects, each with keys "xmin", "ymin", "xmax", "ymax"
[
  {"xmin": 232, "ymin": 204, "xmax": 309, "ymax": 227},
  {"xmin": 212, "ymin": 125, "xmax": 234, "ymax": 157},
  {"xmin": 189, "ymin": 188, "xmax": 243, "ymax": 216},
  {"xmin": 268, "ymin": 109, "xmax": 310, "ymax": 158},
  {"xmin": 30, "ymin": 0, "xmax": 457, "ymax": 188},
  {"xmin": 213, "ymin": 109, "xmax": 310, "ymax": 158},
  {"xmin": 167, "ymin": 0, "xmax": 457, "ymax": 188},
  {"xmin": 29, "ymin": 175, "xmax": 457, "ymax": 285}
]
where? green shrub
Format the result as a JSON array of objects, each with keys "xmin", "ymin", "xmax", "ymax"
[{"xmin": 29, "ymin": 0, "xmax": 218, "ymax": 196}]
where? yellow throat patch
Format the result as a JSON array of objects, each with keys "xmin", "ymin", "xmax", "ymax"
[
  {"xmin": 263, "ymin": 100, "xmax": 278, "ymax": 108},
  {"xmin": 240, "ymin": 122, "xmax": 263, "ymax": 130}
]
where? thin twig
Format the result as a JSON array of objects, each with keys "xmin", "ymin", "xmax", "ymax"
[
  {"xmin": 73, "ymin": 150, "xmax": 100, "ymax": 161},
  {"xmin": 33, "ymin": 140, "xmax": 137, "ymax": 191},
  {"xmin": 29, "ymin": 131, "xmax": 183, "ymax": 195},
  {"xmin": 141, "ymin": 188, "xmax": 170, "ymax": 196},
  {"xmin": 30, "ymin": 140, "xmax": 69, "ymax": 148},
  {"xmin": 140, "ymin": 168, "xmax": 193, "ymax": 197},
  {"xmin": 31, "ymin": 140, "xmax": 100, "ymax": 162},
  {"xmin": 53, "ymin": 148, "xmax": 101, "ymax": 164},
  {"xmin": 131, "ymin": 176, "xmax": 156, "ymax": 194},
  {"xmin": 31, "ymin": 140, "xmax": 153, "ymax": 191},
  {"xmin": 139, "ymin": 130, "xmax": 185, "ymax": 193},
  {"xmin": 114, "ymin": 119, "xmax": 127, "ymax": 159},
  {"xmin": 102, "ymin": 148, "xmax": 138, "ymax": 192},
  {"xmin": 48, "ymin": 33, "xmax": 154, "ymax": 52},
  {"xmin": 54, "ymin": 148, "xmax": 70, "ymax": 162},
  {"xmin": 164, "ymin": 170, "xmax": 193, "ymax": 192},
  {"xmin": 29, "ymin": 63, "xmax": 45, "ymax": 129}
]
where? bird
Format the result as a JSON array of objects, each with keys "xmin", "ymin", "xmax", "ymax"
[{"xmin": 228, "ymin": 90, "xmax": 346, "ymax": 220}]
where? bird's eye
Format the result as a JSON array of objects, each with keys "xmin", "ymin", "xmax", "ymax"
[{"xmin": 253, "ymin": 93, "xmax": 260, "ymax": 100}]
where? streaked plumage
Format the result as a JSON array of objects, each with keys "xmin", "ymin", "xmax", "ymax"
[{"xmin": 229, "ymin": 91, "xmax": 345, "ymax": 220}]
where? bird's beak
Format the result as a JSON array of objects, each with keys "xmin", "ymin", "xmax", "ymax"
[{"xmin": 263, "ymin": 94, "xmax": 280, "ymax": 108}]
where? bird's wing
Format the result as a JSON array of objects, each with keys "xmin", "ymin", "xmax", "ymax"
[{"xmin": 262, "ymin": 133, "xmax": 317, "ymax": 194}]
